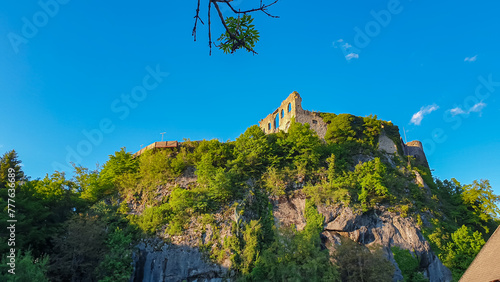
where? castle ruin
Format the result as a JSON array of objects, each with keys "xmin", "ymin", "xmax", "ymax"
[
  {"xmin": 259, "ymin": 92, "xmax": 429, "ymax": 166},
  {"xmin": 258, "ymin": 92, "xmax": 328, "ymax": 139}
]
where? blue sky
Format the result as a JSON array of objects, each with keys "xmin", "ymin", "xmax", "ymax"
[{"xmin": 1, "ymin": 0, "xmax": 499, "ymax": 195}]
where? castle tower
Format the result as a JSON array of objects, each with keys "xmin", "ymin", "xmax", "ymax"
[{"xmin": 404, "ymin": 140, "xmax": 429, "ymax": 167}]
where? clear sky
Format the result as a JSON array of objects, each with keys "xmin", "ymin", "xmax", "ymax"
[{"xmin": 1, "ymin": 0, "xmax": 499, "ymax": 195}]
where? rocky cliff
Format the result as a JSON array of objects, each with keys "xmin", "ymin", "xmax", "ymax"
[
  {"xmin": 131, "ymin": 191, "xmax": 452, "ymax": 282},
  {"xmin": 129, "ymin": 131, "xmax": 452, "ymax": 282},
  {"xmin": 273, "ymin": 192, "xmax": 452, "ymax": 282}
]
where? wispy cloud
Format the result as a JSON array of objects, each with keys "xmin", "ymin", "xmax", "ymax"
[
  {"xmin": 0, "ymin": 144, "xmax": 3, "ymax": 149},
  {"xmin": 464, "ymin": 55, "xmax": 477, "ymax": 62},
  {"xmin": 450, "ymin": 107, "xmax": 466, "ymax": 115},
  {"xmin": 410, "ymin": 104, "xmax": 439, "ymax": 125},
  {"xmin": 345, "ymin": 52, "xmax": 359, "ymax": 60},
  {"xmin": 450, "ymin": 101, "xmax": 487, "ymax": 116},
  {"xmin": 332, "ymin": 39, "xmax": 343, "ymax": 47},
  {"xmin": 333, "ymin": 38, "xmax": 360, "ymax": 61}
]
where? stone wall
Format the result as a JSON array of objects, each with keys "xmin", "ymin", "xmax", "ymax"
[
  {"xmin": 258, "ymin": 92, "xmax": 328, "ymax": 139},
  {"xmin": 404, "ymin": 140, "xmax": 429, "ymax": 167},
  {"xmin": 259, "ymin": 92, "xmax": 429, "ymax": 168}
]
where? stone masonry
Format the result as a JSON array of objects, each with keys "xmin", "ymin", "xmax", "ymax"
[
  {"xmin": 258, "ymin": 92, "xmax": 328, "ymax": 139},
  {"xmin": 259, "ymin": 92, "xmax": 429, "ymax": 167},
  {"xmin": 404, "ymin": 140, "xmax": 429, "ymax": 167}
]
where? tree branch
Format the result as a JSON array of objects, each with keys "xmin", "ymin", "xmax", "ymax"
[
  {"xmin": 208, "ymin": 0, "xmax": 212, "ymax": 55},
  {"xmin": 192, "ymin": 0, "xmax": 204, "ymax": 41},
  {"xmin": 212, "ymin": 1, "xmax": 257, "ymax": 54},
  {"xmin": 222, "ymin": 0, "xmax": 280, "ymax": 18},
  {"xmin": 192, "ymin": 0, "xmax": 280, "ymax": 55}
]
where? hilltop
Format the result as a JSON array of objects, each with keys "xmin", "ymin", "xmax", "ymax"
[{"xmin": 0, "ymin": 93, "xmax": 499, "ymax": 282}]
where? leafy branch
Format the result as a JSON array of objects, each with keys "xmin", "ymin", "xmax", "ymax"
[{"xmin": 192, "ymin": 0, "xmax": 280, "ymax": 55}]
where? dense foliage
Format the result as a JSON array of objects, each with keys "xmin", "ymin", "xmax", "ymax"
[
  {"xmin": 391, "ymin": 247, "xmax": 428, "ymax": 282},
  {"xmin": 0, "ymin": 115, "xmax": 498, "ymax": 281}
]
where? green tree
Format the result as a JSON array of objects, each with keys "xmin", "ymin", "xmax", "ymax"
[
  {"xmin": 333, "ymin": 238, "xmax": 394, "ymax": 282},
  {"xmin": 241, "ymin": 220, "xmax": 263, "ymax": 275},
  {"xmin": 73, "ymin": 165, "xmax": 102, "ymax": 202},
  {"xmin": 322, "ymin": 114, "xmax": 361, "ymax": 144},
  {"xmin": 441, "ymin": 225, "xmax": 485, "ymax": 281},
  {"xmin": 99, "ymin": 148, "xmax": 139, "ymax": 198},
  {"xmin": 303, "ymin": 200, "xmax": 324, "ymax": 237},
  {"xmin": 0, "ymin": 150, "xmax": 26, "ymax": 188},
  {"xmin": 277, "ymin": 119, "xmax": 322, "ymax": 172},
  {"xmin": 0, "ymin": 250, "xmax": 49, "ymax": 282},
  {"xmin": 392, "ymin": 247, "xmax": 428, "ymax": 282},
  {"xmin": 49, "ymin": 214, "xmax": 107, "ymax": 282},
  {"xmin": 96, "ymin": 228, "xmax": 134, "ymax": 282},
  {"xmin": 362, "ymin": 114, "xmax": 382, "ymax": 146},
  {"xmin": 0, "ymin": 174, "xmax": 78, "ymax": 258},
  {"xmin": 262, "ymin": 166, "xmax": 292, "ymax": 197},
  {"xmin": 461, "ymin": 179, "xmax": 500, "ymax": 232},
  {"xmin": 250, "ymin": 227, "xmax": 339, "ymax": 281},
  {"xmin": 231, "ymin": 125, "xmax": 271, "ymax": 179},
  {"xmin": 355, "ymin": 158, "xmax": 390, "ymax": 210}
]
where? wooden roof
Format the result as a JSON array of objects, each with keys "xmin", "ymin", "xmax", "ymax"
[{"xmin": 460, "ymin": 225, "xmax": 500, "ymax": 282}]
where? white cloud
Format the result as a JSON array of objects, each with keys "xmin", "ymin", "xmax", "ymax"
[
  {"xmin": 464, "ymin": 55, "xmax": 477, "ymax": 62},
  {"xmin": 333, "ymin": 39, "xmax": 345, "ymax": 48},
  {"xmin": 410, "ymin": 104, "xmax": 439, "ymax": 125},
  {"xmin": 450, "ymin": 107, "xmax": 466, "ymax": 115},
  {"xmin": 342, "ymin": 43, "xmax": 352, "ymax": 49},
  {"xmin": 469, "ymin": 101, "xmax": 486, "ymax": 113},
  {"xmin": 450, "ymin": 101, "xmax": 487, "ymax": 116},
  {"xmin": 345, "ymin": 52, "xmax": 359, "ymax": 60}
]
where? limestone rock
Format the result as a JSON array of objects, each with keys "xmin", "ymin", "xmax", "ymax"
[
  {"xmin": 131, "ymin": 239, "xmax": 229, "ymax": 282},
  {"xmin": 273, "ymin": 194, "xmax": 452, "ymax": 282}
]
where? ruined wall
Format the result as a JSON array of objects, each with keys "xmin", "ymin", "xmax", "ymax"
[
  {"xmin": 295, "ymin": 109, "xmax": 328, "ymax": 139},
  {"xmin": 404, "ymin": 140, "xmax": 429, "ymax": 167},
  {"xmin": 259, "ymin": 93, "xmax": 429, "ymax": 167},
  {"xmin": 259, "ymin": 92, "xmax": 300, "ymax": 134},
  {"xmin": 258, "ymin": 92, "xmax": 328, "ymax": 139},
  {"xmin": 378, "ymin": 133, "xmax": 398, "ymax": 155}
]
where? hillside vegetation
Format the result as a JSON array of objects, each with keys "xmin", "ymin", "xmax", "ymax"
[{"xmin": 1, "ymin": 115, "xmax": 498, "ymax": 281}]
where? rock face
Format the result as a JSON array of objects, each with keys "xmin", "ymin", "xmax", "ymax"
[
  {"xmin": 131, "ymin": 191, "xmax": 452, "ymax": 282},
  {"xmin": 378, "ymin": 133, "xmax": 398, "ymax": 155},
  {"xmin": 274, "ymin": 193, "xmax": 453, "ymax": 282},
  {"xmin": 131, "ymin": 239, "xmax": 229, "ymax": 282}
]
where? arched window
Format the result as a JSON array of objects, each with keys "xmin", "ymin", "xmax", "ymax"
[
  {"xmin": 288, "ymin": 103, "xmax": 292, "ymax": 113},
  {"xmin": 281, "ymin": 109, "xmax": 284, "ymax": 118},
  {"xmin": 268, "ymin": 123, "xmax": 271, "ymax": 130},
  {"xmin": 275, "ymin": 114, "xmax": 279, "ymax": 129}
]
